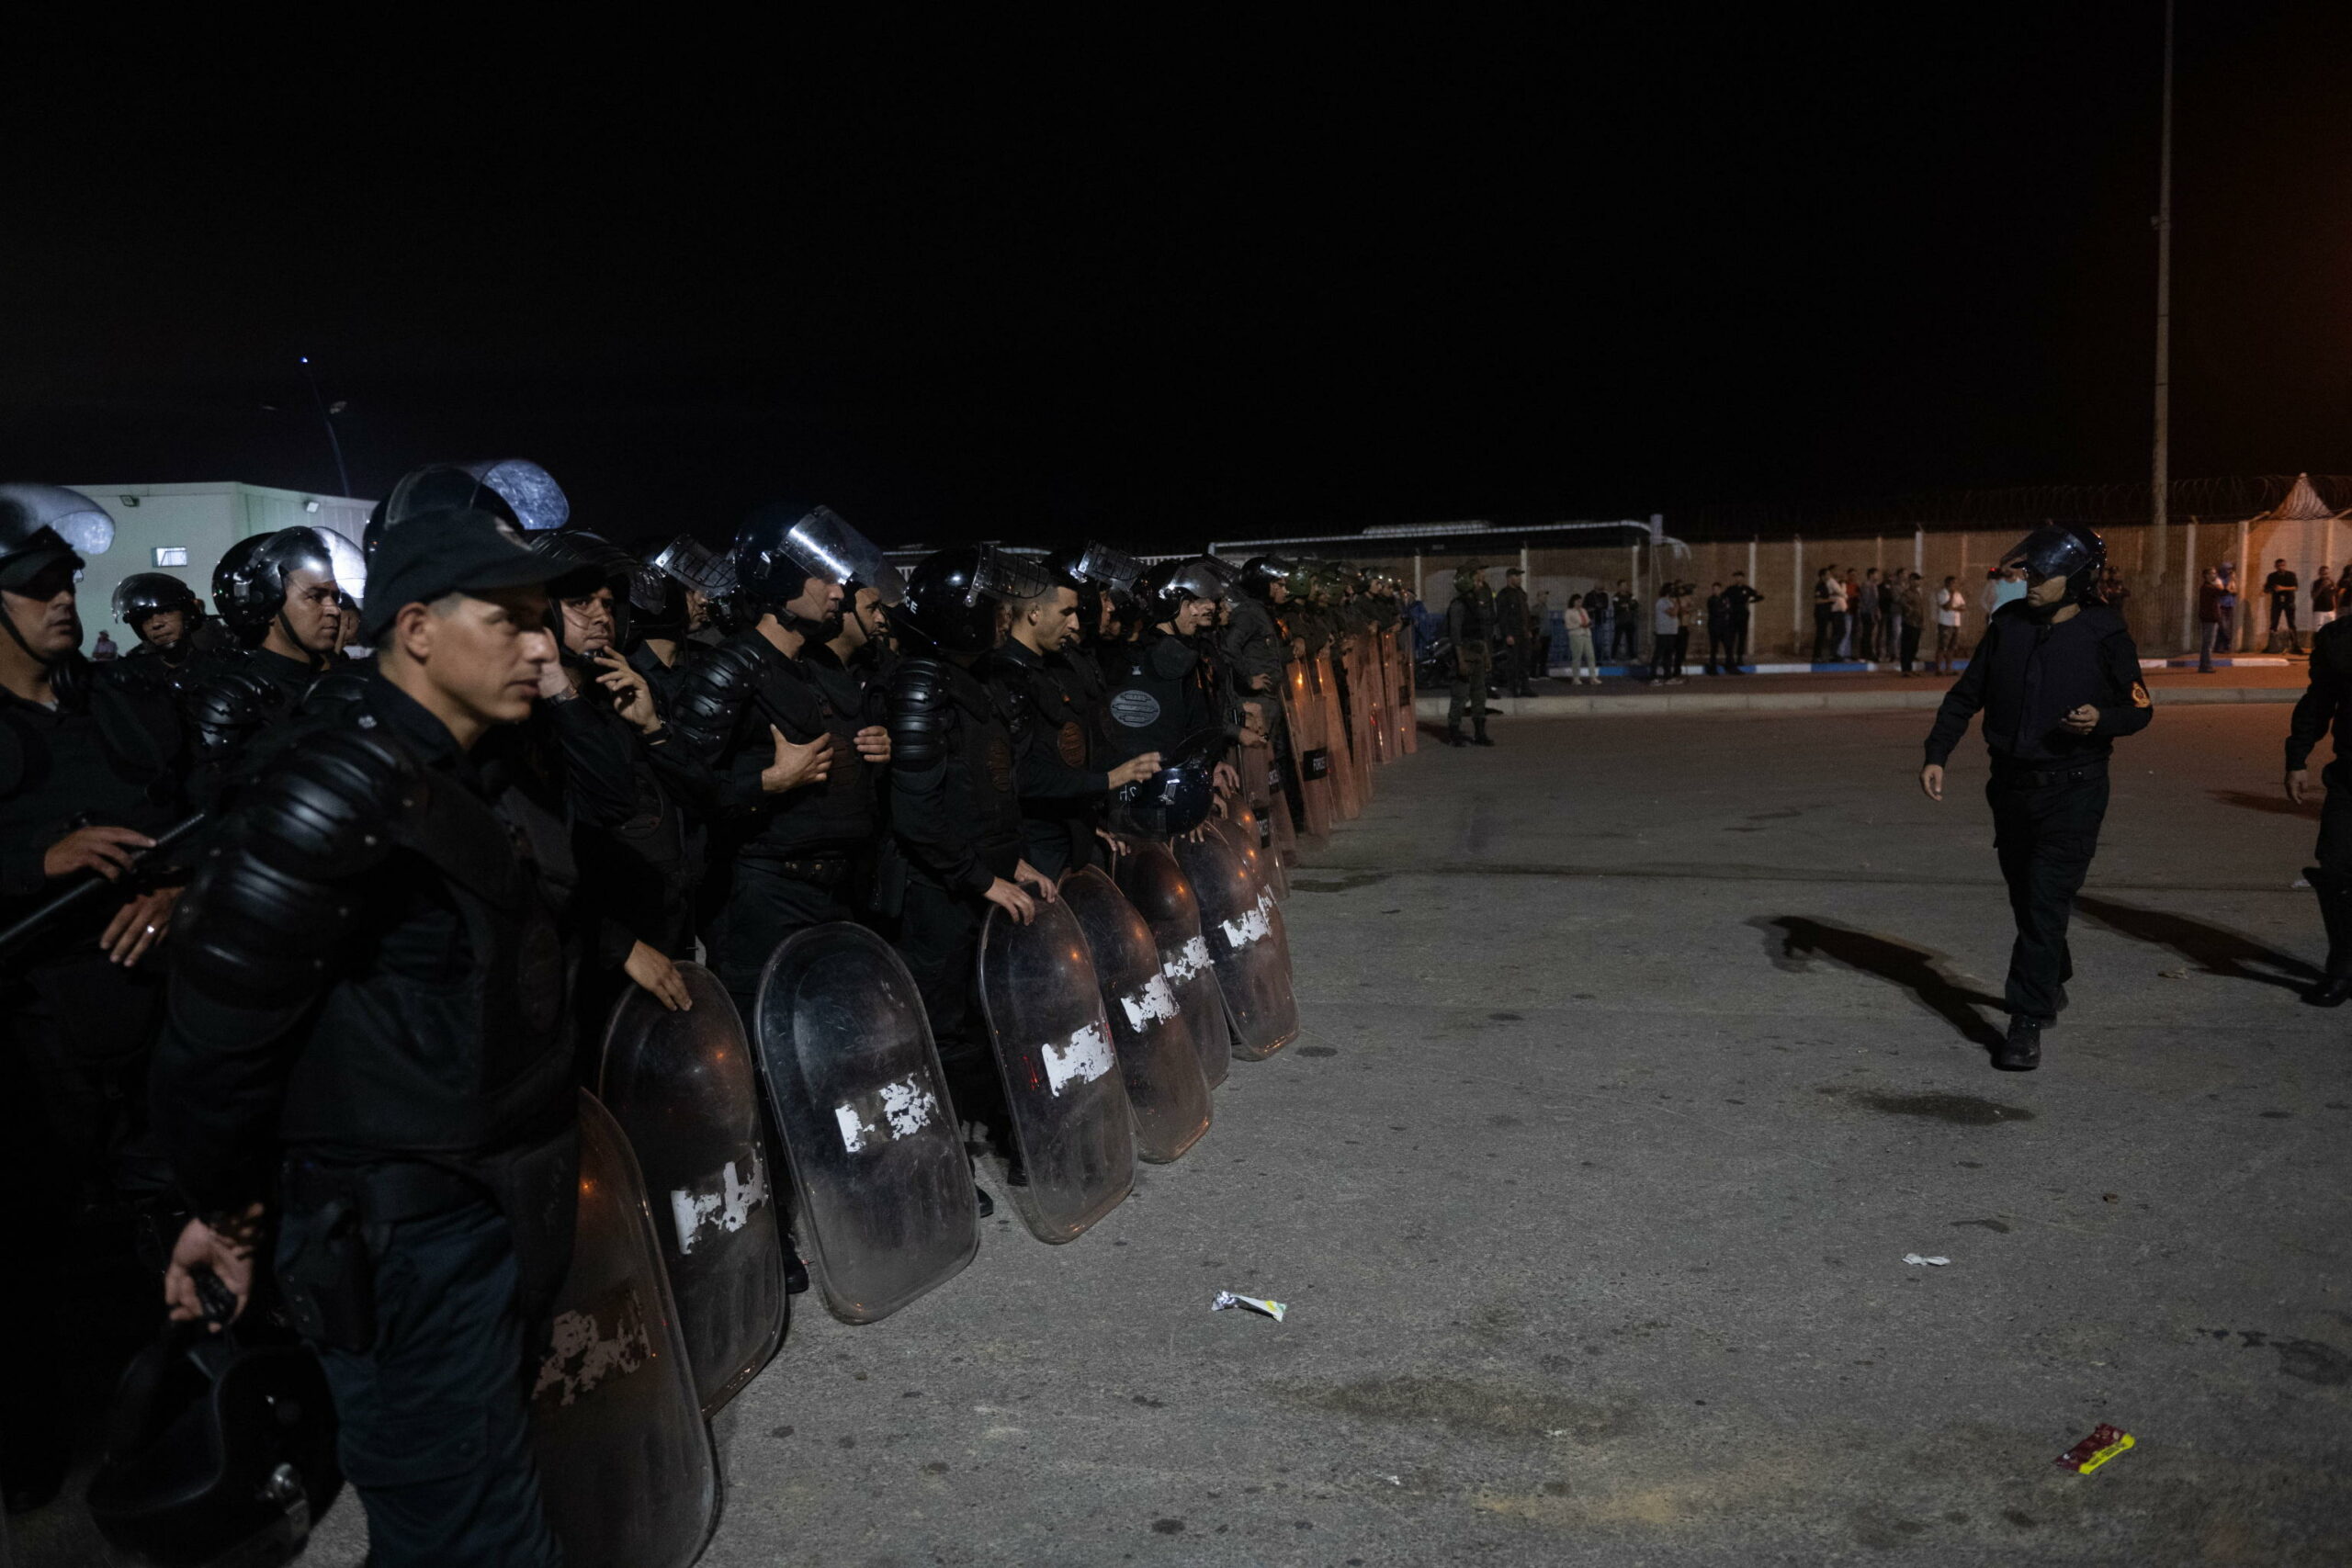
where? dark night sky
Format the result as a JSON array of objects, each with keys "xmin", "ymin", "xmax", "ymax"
[{"xmin": 6, "ymin": 6, "xmax": 2347, "ymax": 548}]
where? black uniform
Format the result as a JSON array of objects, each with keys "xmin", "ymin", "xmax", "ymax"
[
  {"xmin": 1494, "ymin": 581, "xmax": 1532, "ymax": 695},
  {"xmin": 0, "ymin": 658, "xmax": 186, "ymax": 1503},
  {"xmin": 1923, "ymin": 600, "xmax": 2152, "ymax": 1023},
  {"xmin": 181, "ymin": 646, "xmax": 321, "ymax": 806},
  {"xmin": 672, "ymin": 627, "xmax": 879, "ymax": 1016},
  {"xmin": 984, "ymin": 637, "xmax": 1114, "ymax": 878},
  {"xmin": 154, "ymin": 672, "xmax": 579, "ymax": 1567},
  {"xmin": 1106, "ymin": 627, "xmax": 1217, "ymax": 764},
  {"xmin": 883, "ymin": 652, "xmax": 1023, "ymax": 1127},
  {"xmin": 1721, "ymin": 582, "xmax": 1763, "ymax": 671}
]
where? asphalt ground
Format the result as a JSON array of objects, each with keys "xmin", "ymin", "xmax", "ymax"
[{"xmin": 18, "ymin": 698, "xmax": 2349, "ymax": 1566}]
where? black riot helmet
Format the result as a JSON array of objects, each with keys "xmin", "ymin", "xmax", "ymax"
[
  {"xmin": 895, "ymin": 545, "xmax": 1052, "ymax": 654},
  {"xmin": 214, "ymin": 527, "xmax": 337, "ymax": 649},
  {"xmin": 1140, "ymin": 557, "xmax": 1226, "ymax": 625},
  {"xmin": 1239, "ymin": 555, "xmax": 1294, "ymax": 601},
  {"xmin": 86, "ymin": 1314, "xmax": 344, "ymax": 1568},
  {"xmin": 0, "ymin": 481, "xmax": 113, "ymax": 592},
  {"xmin": 1999, "ymin": 523, "xmax": 2108, "ymax": 604},
  {"xmin": 112, "ymin": 572, "xmax": 202, "ymax": 638},
  {"xmin": 530, "ymin": 529, "xmax": 639, "ymax": 649},
  {"xmin": 1041, "ymin": 540, "xmax": 1143, "ymax": 632},
  {"xmin": 730, "ymin": 504, "xmax": 902, "ymax": 635},
  {"xmin": 1107, "ymin": 728, "xmax": 1224, "ymax": 839},
  {"xmin": 363, "ymin": 458, "xmax": 565, "ymax": 562}
]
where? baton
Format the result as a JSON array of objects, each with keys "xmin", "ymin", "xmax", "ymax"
[{"xmin": 0, "ymin": 812, "xmax": 209, "ymax": 959}]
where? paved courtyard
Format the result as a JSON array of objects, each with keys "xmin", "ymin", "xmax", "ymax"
[{"xmin": 25, "ymin": 702, "xmax": 2350, "ymax": 1567}]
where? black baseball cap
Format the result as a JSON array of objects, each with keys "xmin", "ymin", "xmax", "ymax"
[{"xmin": 359, "ymin": 509, "xmax": 556, "ymax": 642}]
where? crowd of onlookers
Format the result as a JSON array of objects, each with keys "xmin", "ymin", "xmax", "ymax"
[{"xmin": 1397, "ymin": 552, "xmax": 2348, "ymax": 686}]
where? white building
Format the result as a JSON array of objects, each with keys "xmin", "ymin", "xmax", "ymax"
[{"xmin": 64, "ymin": 481, "xmax": 373, "ymax": 649}]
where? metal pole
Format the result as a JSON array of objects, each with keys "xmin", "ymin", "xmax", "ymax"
[
  {"xmin": 2237, "ymin": 516, "xmax": 2251, "ymax": 650},
  {"xmin": 1792, "ymin": 534, "xmax": 1804, "ymax": 649},
  {"xmin": 2150, "ymin": 0, "xmax": 2176, "ymax": 650},
  {"xmin": 2181, "ymin": 517, "xmax": 2197, "ymax": 652},
  {"xmin": 299, "ymin": 355, "xmax": 353, "ymax": 499},
  {"xmin": 1412, "ymin": 550, "xmax": 1422, "ymax": 601}
]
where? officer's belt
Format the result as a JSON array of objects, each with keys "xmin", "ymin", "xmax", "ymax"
[
  {"xmin": 743, "ymin": 852, "xmax": 855, "ymax": 888},
  {"xmin": 1989, "ymin": 758, "xmax": 2108, "ymax": 789},
  {"xmin": 282, "ymin": 1156, "xmax": 481, "ymax": 1224}
]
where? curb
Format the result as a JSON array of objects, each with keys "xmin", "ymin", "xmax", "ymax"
[{"xmin": 1412, "ymin": 686, "xmax": 2297, "ymax": 720}]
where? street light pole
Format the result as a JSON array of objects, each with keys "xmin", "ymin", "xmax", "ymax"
[
  {"xmin": 299, "ymin": 355, "xmax": 354, "ymax": 499},
  {"xmin": 2151, "ymin": 0, "xmax": 2177, "ymax": 649}
]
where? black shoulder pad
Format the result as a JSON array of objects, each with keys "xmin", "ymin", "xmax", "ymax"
[
  {"xmin": 236, "ymin": 719, "xmax": 423, "ymax": 883},
  {"xmin": 300, "ymin": 669, "xmax": 371, "ymax": 716},
  {"xmin": 172, "ymin": 714, "xmax": 422, "ymax": 1006},
  {"xmin": 887, "ymin": 656, "xmax": 955, "ymax": 767},
  {"xmin": 670, "ymin": 633, "xmax": 767, "ymax": 761},
  {"xmin": 183, "ymin": 665, "xmax": 287, "ymax": 763},
  {"xmin": 89, "ymin": 671, "xmax": 182, "ymax": 779}
]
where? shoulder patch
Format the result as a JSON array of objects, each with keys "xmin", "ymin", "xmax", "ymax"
[{"xmin": 2131, "ymin": 681, "xmax": 2151, "ymax": 709}]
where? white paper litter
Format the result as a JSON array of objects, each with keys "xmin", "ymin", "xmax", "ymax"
[
  {"xmin": 1210, "ymin": 1291, "xmax": 1287, "ymax": 1322},
  {"xmin": 1902, "ymin": 1254, "xmax": 1951, "ymax": 1267}
]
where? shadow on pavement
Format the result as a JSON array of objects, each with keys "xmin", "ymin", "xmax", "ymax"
[
  {"xmin": 2210, "ymin": 787, "xmax": 2321, "ymax": 820},
  {"xmin": 1752, "ymin": 915, "xmax": 2007, "ymax": 1051},
  {"xmin": 2073, "ymin": 895, "xmax": 2317, "ymax": 990}
]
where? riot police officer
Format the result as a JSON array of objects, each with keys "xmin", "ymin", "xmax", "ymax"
[
  {"xmin": 1107, "ymin": 558, "xmax": 1225, "ymax": 763},
  {"xmin": 153, "ymin": 510, "xmax": 579, "ymax": 1565},
  {"xmin": 0, "ymin": 485, "xmax": 187, "ymax": 1513},
  {"xmin": 1446, "ymin": 559, "xmax": 1497, "ymax": 747},
  {"xmin": 881, "ymin": 547, "xmax": 1061, "ymax": 1196},
  {"xmin": 985, "ymin": 565, "xmax": 1161, "ymax": 877},
  {"xmin": 112, "ymin": 571, "xmax": 206, "ymax": 691},
  {"xmin": 530, "ymin": 528, "xmax": 705, "ymax": 1020},
  {"xmin": 1919, "ymin": 524, "xmax": 2151, "ymax": 1069},
  {"xmin": 183, "ymin": 526, "xmax": 345, "ymax": 793},
  {"xmin": 1495, "ymin": 566, "xmax": 1534, "ymax": 695},
  {"xmin": 668, "ymin": 504, "xmax": 892, "ymax": 1018}
]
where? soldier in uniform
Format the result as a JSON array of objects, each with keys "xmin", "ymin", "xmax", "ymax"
[
  {"xmin": 0, "ymin": 486, "xmax": 187, "ymax": 1513},
  {"xmin": 1495, "ymin": 566, "xmax": 1534, "ymax": 696},
  {"xmin": 1919, "ymin": 524, "xmax": 2151, "ymax": 1070},
  {"xmin": 1721, "ymin": 570, "xmax": 1764, "ymax": 673},
  {"xmin": 1446, "ymin": 560, "xmax": 1497, "ymax": 748},
  {"xmin": 881, "ymin": 547, "xmax": 1061, "ymax": 1200},
  {"xmin": 153, "ymin": 510, "xmax": 581, "ymax": 1566},
  {"xmin": 667, "ymin": 505, "xmax": 890, "ymax": 1021}
]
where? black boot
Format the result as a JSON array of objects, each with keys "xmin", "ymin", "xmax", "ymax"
[
  {"xmin": 2304, "ymin": 867, "xmax": 2352, "ymax": 1006},
  {"xmin": 1445, "ymin": 724, "xmax": 1465, "ymax": 747},
  {"xmin": 1472, "ymin": 719, "xmax": 1495, "ymax": 747},
  {"xmin": 1993, "ymin": 1015, "xmax": 2041, "ymax": 1071}
]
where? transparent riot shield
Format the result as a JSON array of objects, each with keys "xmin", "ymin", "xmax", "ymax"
[
  {"xmin": 1216, "ymin": 804, "xmax": 1282, "ymax": 902},
  {"xmin": 1058, "ymin": 867, "xmax": 1211, "ymax": 1163},
  {"xmin": 1396, "ymin": 623, "xmax": 1419, "ymax": 753},
  {"xmin": 753, "ymin": 923, "xmax": 978, "ymax": 1325},
  {"xmin": 532, "ymin": 1091, "xmax": 718, "ymax": 1568},
  {"xmin": 1174, "ymin": 828, "xmax": 1299, "ymax": 1061},
  {"xmin": 1114, "ymin": 841, "xmax": 1232, "ymax": 1088},
  {"xmin": 977, "ymin": 897, "xmax": 1136, "ymax": 1242},
  {"xmin": 597, "ymin": 963, "xmax": 785, "ymax": 1416}
]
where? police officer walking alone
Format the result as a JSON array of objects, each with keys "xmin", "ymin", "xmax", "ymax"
[{"xmin": 1917, "ymin": 525, "xmax": 2152, "ymax": 1071}]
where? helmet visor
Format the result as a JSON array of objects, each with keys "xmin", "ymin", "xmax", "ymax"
[
  {"xmin": 2000, "ymin": 525, "xmax": 2098, "ymax": 581},
  {"xmin": 649, "ymin": 536, "xmax": 734, "ymax": 597},
  {"xmin": 463, "ymin": 459, "xmax": 571, "ymax": 533},
  {"xmin": 971, "ymin": 545, "xmax": 1052, "ymax": 605},
  {"xmin": 787, "ymin": 507, "xmax": 903, "ymax": 605},
  {"xmin": 1074, "ymin": 541, "xmax": 1144, "ymax": 600}
]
